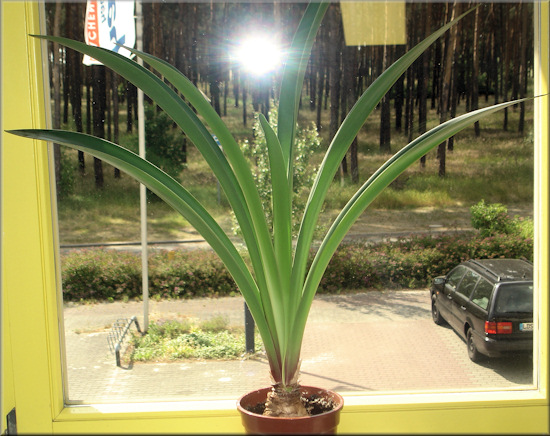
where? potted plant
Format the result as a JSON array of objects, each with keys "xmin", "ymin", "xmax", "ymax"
[{"xmin": 9, "ymin": 2, "xmax": 528, "ymax": 433}]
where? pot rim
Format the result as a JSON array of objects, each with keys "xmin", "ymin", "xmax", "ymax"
[{"xmin": 236, "ymin": 385, "xmax": 344, "ymax": 420}]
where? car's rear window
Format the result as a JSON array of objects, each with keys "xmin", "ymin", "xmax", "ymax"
[{"xmin": 493, "ymin": 283, "xmax": 533, "ymax": 314}]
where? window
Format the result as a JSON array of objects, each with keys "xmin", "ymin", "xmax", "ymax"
[
  {"xmin": 457, "ymin": 270, "xmax": 480, "ymax": 299},
  {"xmin": 447, "ymin": 266, "xmax": 466, "ymax": 290},
  {"xmin": 471, "ymin": 279, "xmax": 493, "ymax": 310},
  {"xmin": 494, "ymin": 283, "xmax": 534, "ymax": 314},
  {"xmin": 2, "ymin": 1, "xmax": 548, "ymax": 434}
]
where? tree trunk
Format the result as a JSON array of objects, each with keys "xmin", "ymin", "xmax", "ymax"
[
  {"xmin": 92, "ymin": 65, "xmax": 105, "ymax": 189},
  {"xmin": 209, "ymin": 1, "xmax": 222, "ymax": 116},
  {"xmin": 379, "ymin": 44, "xmax": 391, "ymax": 154},
  {"xmin": 105, "ymin": 70, "xmax": 112, "ymax": 142},
  {"xmin": 394, "ymin": 73, "xmax": 404, "ymax": 133},
  {"xmin": 112, "ymin": 72, "xmax": 121, "ymax": 178},
  {"xmin": 419, "ymin": 2, "xmax": 431, "ymax": 167},
  {"xmin": 447, "ymin": 7, "xmax": 462, "ymax": 152},
  {"xmin": 191, "ymin": 4, "xmax": 199, "ymax": 87},
  {"xmin": 438, "ymin": 2, "xmax": 459, "ymax": 177},
  {"xmin": 126, "ymin": 80, "xmax": 133, "ymax": 133},
  {"xmin": 86, "ymin": 67, "xmax": 92, "ymax": 134},
  {"xmin": 62, "ymin": 48, "xmax": 69, "ymax": 125},
  {"xmin": 328, "ymin": 4, "xmax": 342, "ymax": 149},
  {"xmin": 502, "ymin": 4, "xmax": 511, "ymax": 131},
  {"xmin": 472, "ymin": 5, "xmax": 481, "ymax": 136},
  {"xmin": 66, "ymin": 1, "xmax": 85, "ymax": 174},
  {"xmin": 346, "ymin": 46, "xmax": 359, "ymax": 183},
  {"xmin": 518, "ymin": 3, "xmax": 531, "ymax": 133},
  {"xmin": 492, "ymin": 4, "xmax": 501, "ymax": 106},
  {"xmin": 242, "ymin": 73, "xmax": 248, "ymax": 126},
  {"xmin": 339, "ymin": 45, "xmax": 350, "ymax": 182},
  {"xmin": 316, "ymin": 23, "xmax": 326, "ymax": 133}
]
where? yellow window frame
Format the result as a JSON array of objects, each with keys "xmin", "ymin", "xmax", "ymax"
[{"xmin": 2, "ymin": 1, "xmax": 548, "ymax": 433}]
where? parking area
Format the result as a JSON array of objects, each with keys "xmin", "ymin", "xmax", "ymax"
[{"xmin": 63, "ymin": 290, "xmax": 534, "ymax": 403}]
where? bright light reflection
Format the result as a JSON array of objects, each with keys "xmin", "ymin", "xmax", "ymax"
[{"xmin": 236, "ymin": 36, "xmax": 282, "ymax": 76}]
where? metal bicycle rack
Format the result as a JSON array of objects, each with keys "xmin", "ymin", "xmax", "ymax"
[{"xmin": 107, "ymin": 316, "xmax": 142, "ymax": 367}]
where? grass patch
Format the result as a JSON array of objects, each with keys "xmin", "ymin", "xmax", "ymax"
[{"xmin": 128, "ymin": 316, "xmax": 259, "ymax": 362}]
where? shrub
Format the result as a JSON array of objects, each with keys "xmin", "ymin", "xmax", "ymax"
[
  {"xmin": 470, "ymin": 200, "xmax": 534, "ymax": 240},
  {"xmin": 61, "ymin": 232, "xmax": 533, "ymax": 301},
  {"xmin": 148, "ymin": 250, "xmax": 236, "ymax": 299},
  {"xmin": 61, "ymin": 249, "xmax": 142, "ymax": 301},
  {"xmin": 470, "ymin": 200, "xmax": 514, "ymax": 237},
  {"xmin": 129, "ymin": 102, "xmax": 187, "ymax": 202},
  {"xmin": 57, "ymin": 149, "xmax": 76, "ymax": 200},
  {"xmin": 316, "ymin": 232, "xmax": 532, "ymax": 292},
  {"xmin": 231, "ymin": 104, "xmax": 322, "ymax": 237}
]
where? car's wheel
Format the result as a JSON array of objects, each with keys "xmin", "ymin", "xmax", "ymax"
[
  {"xmin": 467, "ymin": 328, "xmax": 481, "ymax": 362},
  {"xmin": 431, "ymin": 295, "xmax": 445, "ymax": 325}
]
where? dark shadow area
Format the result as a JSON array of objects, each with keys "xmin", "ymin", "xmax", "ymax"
[
  {"xmin": 319, "ymin": 291, "xmax": 430, "ymax": 320},
  {"xmin": 448, "ymin": 329, "xmax": 534, "ymax": 385}
]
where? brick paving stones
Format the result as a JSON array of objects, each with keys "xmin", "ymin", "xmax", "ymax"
[{"xmin": 62, "ymin": 290, "xmax": 534, "ymax": 404}]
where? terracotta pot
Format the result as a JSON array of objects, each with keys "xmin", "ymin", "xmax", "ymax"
[{"xmin": 237, "ymin": 386, "xmax": 344, "ymax": 435}]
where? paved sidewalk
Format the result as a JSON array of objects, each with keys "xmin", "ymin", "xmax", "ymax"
[{"xmin": 62, "ymin": 290, "xmax": 534, "ymax": 403}]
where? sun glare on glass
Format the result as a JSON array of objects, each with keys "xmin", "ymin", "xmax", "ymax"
[{"xmin": 236, "ymin": 36, "xmax": 282, "ymax": 76}]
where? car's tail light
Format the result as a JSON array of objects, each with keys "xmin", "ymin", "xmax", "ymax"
[{"xmin": 485, "ymin": 321, "xmax": 513, "ymax": 334}]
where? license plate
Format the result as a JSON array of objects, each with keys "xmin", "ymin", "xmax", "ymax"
[{"xmin": 520, "ymin": 323, "xmax": 533, "ymax": 331}]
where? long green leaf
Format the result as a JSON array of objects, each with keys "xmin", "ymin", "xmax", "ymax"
[
  {"xmin": 287, "ymin": 98, "xmax": 530, "ymax": 366},
  {"xmin": 258, "ymin": 114, "xmax": 294, "ymax": 380},
  {"xmin": 277, "ymin": 2, "xmax": 329, "ymax": 180}
]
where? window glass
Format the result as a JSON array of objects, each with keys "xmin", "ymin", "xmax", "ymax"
[
  {"xmin": 456, "ymin": 270, "xmax": 480, "ymax": 299},
  {"xmin": 447, "ymin": 266, "xmax": 466, "ymax": 289},
  {"xmin": 44, "ymin": 1, "xmax": 536, "ymax": 403},
  {"xmin": 471, "ymin": 279, "xmax": 493, "ymax": 310},
  {"xmin": 494, "ymin": 283, "xmax": 534, "ymax": 314}
]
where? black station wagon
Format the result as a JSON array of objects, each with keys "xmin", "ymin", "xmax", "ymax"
[{"xmin": 430, "ymin": 258, "xmax": 533, "ymax": 362}]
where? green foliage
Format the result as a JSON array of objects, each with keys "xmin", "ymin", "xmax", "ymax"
[
  {"xmin": 148, "ymin": 249, "xmax": 236, "ymax": 299},
  {"xmin": 130, "ymin": 318, "xmax": 249, "ymax": 361},
  {"xmin": 57, "ymin": 149, "xmax": 76, "ymax": 199},
  {"xmin": 318, "ymin": 233, "xmax": 533, "ymax": 292},
  {"xmin": 61, "ymin": 231, "xmax": 533, "ymax": 302},
  {"xmin": 61, "ymin": 248, "xmax": 235, "ymax": 302},
  {"xmin": 470, "ymin": 199, "xmax": 513, "ymax": 236},
  {"xmin": 470, "ymin": 199, "xmax": 533, "ymax": 238},
  {"xmin": 199, "ymin": 315, "xmax": 229, "ymax": 333},
  {"xmin": 231, "ymin": 105, "xmax": 322, "ymax": 236},
  {"xmin": 514, "ymin": 216, "xmax": 534, "ymax": 239},
  {"xmin": 132, "ymin": 102, "xmax": 187, "ymax": 181},
  {"xmin": 61, "ymin": 249, "xmax": 142, "ymax": 301}
]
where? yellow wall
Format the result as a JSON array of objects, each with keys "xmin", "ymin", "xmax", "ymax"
[{"xmin": 2, "ymin": 1, "xmax": 549, "ymax": 434}]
